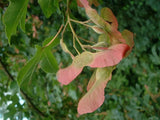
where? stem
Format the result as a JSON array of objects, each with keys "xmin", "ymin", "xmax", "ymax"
[
  {"xmin": 68, "ymin": 16, "xmax": 85, "ymax": 51},
  {"xmin": 78, "ymin": 35, "xmax": 95, "ymax": 44},
  {"xmin": 44, "ymin": 25, "xmax": 63, "ymax": 48},
  {"xmin": 70, "ymin": 18, "xmax": 93, "ymax": 28},
  {"xmin": 81, "ymin": 19, "xmax": 92, "ymax": 24},
  {"xmin": 61, "ymin": 21, "xmax": 69, "ymax": 38},
  {"xmin": 73, "ymin": 36, "xmax": 80, "ymax": 54},
  {"xmin": 60, "ymin": 22, "xmax": 75, "ymax": 59},
  {"xmin": 82, "ymin": 45, "xmax": 93, "ymax": 49}
]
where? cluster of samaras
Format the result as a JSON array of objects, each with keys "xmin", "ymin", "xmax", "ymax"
[{"xmin": 57, "ymin": 0, "xmax": 134, "ymax": 115}]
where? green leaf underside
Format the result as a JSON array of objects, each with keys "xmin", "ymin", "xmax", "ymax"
[
  {"xmin": 38, "ymin": 0, "xmax": 59, "ymax": 18},
  {"xmin": 17, "ymin": 44, "xmax": 59, "ymax": 86},
  {"xmin": 40, "ymin": 48, "xmax": 58, "ymax": 73},
  {"xmin": 17, "ymin": 46, "xmax": 42, "ymax": 86},
  {"xmin": 3, "ymin": 0, "xmax": 29, "ymax": 44},
  {"xmin": 20, "ymin": 6, "xmax": 27, "ymax": 32}
]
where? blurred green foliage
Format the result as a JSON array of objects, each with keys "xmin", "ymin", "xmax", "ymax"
[{"xmin": 0, "ymin": 0, "xmax": 160, "ymax": 119}]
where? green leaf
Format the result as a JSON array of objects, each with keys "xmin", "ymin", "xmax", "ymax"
[
  {"xmin": 42, "ymin": 37, "xmax": 60, "ymax": 49},
  {"xmin": 20, "ymin": 6, "xmax": 27, "ymax": 32},
  {"xmin": 40, "ymin": 48, "xmax": 58, "ymax": 73},
  {"xmin": 38, "ymin": 0, "xmax": 59, "ymax": 18},
  {"xmin": 17, "ymin": 46, "xmax": 43, "ymax": 86},
  {"xmin": 3, "ymin": 0, "xmax": 29, "ymax": 44}
]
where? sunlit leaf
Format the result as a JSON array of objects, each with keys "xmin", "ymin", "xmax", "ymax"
[{"xmin": 3, "ymin": 0, "xmax": 29, "ymax": 44}]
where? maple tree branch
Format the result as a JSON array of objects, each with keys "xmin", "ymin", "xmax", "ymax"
[
  {"xmin": 0, "ymin": 58, "xmax": 48, "ymax": 117},
  {"xmin": 0, "ymin": 59, "xmax": 14, "ymax": 81}
]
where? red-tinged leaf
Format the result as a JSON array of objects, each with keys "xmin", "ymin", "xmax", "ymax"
[
  {"xmin": 77, "ymin": 0, "xmax": 84, "ymax": 7},
  {"xmin": 89, "ymin": 44, "xmax": 130, "ymax": 68},
  {"xmin": 101, "ymin": 7, "xmax": 118, "ymax": 30},
  {"xmin": 79, "ymin": 0, "xmax": 89, "ymax": 8},
  {"xmin": 109, "ymin": 30, "xmax": 126, "ymax": 44},
  {"xmin": 57, "ymin": 64, "xmax": 83, "ymax": 85},
  {"xmin": 92, "ymin": 47, "xmax": 108, "ymax": 50},
  {"xmin": 80, "ymin": 0, "xmax": 113, "ymax": 33},
  {"xmin": 78, "ymin": 0, "xmax": 99, "ymax": 7},
  {"xmin": 91, "ymin": 25, "xmax": 104, "ymax": 34},
  {"xmin": 121, "ymin": 30, "xmax": 134, "ymax": 57},
  {"xmin": 90, "ymin": 0, "xmax": 99, "ymax": 7},
  {"xmin": 121, "ymin": 30, "xmax": 134, "ymax": 48},
  {"xmin": 87, "ymin": 70, "xmax": 96, "ymax": 91},
  {"xmin": 57, "ymin": 52, "xmax": 93, "ymax": 85},
  {"xmin": 78, "ymin": 68, "xmax": 113, "ymax": 115}
]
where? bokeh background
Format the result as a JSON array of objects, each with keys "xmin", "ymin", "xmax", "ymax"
[{"xmin": 0, "ymin": 0, "xmax": 160, "ymax": 119}]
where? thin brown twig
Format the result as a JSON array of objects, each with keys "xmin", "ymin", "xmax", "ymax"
[
  {"xmin": 78, "ymin": 35, "xmax": 95, "ymax": 44},
  {"xmin": 44, "ymin": 25, "xmax": 63, "ymax": 48}
]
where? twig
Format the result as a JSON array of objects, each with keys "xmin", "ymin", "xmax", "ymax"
[
  {"xmin": 44, "ymin": 25, "xmax": 63, "ymax": 48},
  {"xmin": 70, "ymin": 18, "xmax": 93, "ymax": 28},
  {"xmin": 0, "ymin": 59, "xmax": 14, "ymax": 81},
  {"xmin": 68, "ymin": 16, "xmax": 85, "ymax": 52},
  {"xmin": 78, "ymin": 36, "xmax": 95, "ymax": 44}
]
